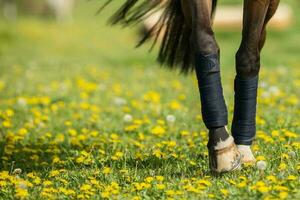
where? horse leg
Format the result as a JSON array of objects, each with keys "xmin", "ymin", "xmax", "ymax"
[
  {"xmin": 259, "ymin": 0, "xmax": 280, "ymax": 51},
  {"xmin": 233, "ymin": 0, "xmax": 278, "ymax": 163},
  {"xmin": 182, "ymin": 0, "xmax": 241, "ymax": 173}
]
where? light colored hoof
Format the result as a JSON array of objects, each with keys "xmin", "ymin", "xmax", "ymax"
[
  {"xmin": 208, "ymin": 136, "xmax": 242, "ymax": 173},
  {"xmin": 237, "ymin": 145, "xmax": 256, "ymax": 164}
]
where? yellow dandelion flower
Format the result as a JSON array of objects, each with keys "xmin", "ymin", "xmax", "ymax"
[
  {"xmin": 101, "ymin": 191, "xmax": 110, "ymax": 198},
  {"xmin": 151, "ymin": 126, "xmax": 166, "ymax": 136},
  {"xmin": 156, "ymin": 176, "xmax": 164, "ymax": 182},
  {"xmin": 237, "ymin": 181, "xmax": 247, "ymax": 188},
  {"xmin": 153, "ymin": 149, "xmax": 164, "ymax": 158},
  {"xmin": 286, "ymin": 175, "xmax": 297, "ymax": 181},
  {"xmin": 278, "ymin": 163, "xmax": 287, "ymax": 171},
  {"xmin": 43, "ymin": 180, "xmax": 53, "ymax": 186},
  {"xmin": 256, "ymin": 155, "xmax": 266, "ymax": 161},
  {"xmin": 80, "ymin": 184, "xmax": 92, "ymax": 191},
  {"xmin": 145, "ymin": 177, "xmax": 154, "ymax": 183},
  {"xmin": 220, "ymin": 189, "xmax": 229, "ymax": 196},
  {"xmin": 166, "ymin": 190, "xmax": 175, "ymax": 196},
  {"xmin": 273, "ymin": 185, "xmax": 289, "ymax": 191},
  {"xmin": 279, "ymin": 192, "xmax": 288, "ymax": 199},
  {"xmin": 103, "ymin": 167, "xmax": 112, "ymax": 174},
  {"xmin": 156, "ymin": 184, "xmax": 166, "ymax": 190},
  {"xmin": 49, "ymin": 170, "xmax": 60, "ymax": 177},
  {"xmin": 169, "ymin": 100, "xmax": 181, "ymax": 110},
  {"xmin": 266, "ymin": 175, "xmax": 277, "ymax": 183},
  {"xmin": 258, "ymin": 186, "xmax": 270, "ymax": 193},
  {"xmin": 15, "ymin": 188, "xmax": 29, "ymax": 199},
  {"xmin": 143, "ymin": 91, "xmax": 160, "ymax": 103},
  {"xmin": 2, "ymin": 120, "xmax": 12, "ymax": 128}
]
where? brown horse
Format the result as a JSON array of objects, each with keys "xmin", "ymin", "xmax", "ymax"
[{"xmin": 103, "ymin": 0, "xmax": 280, "ymax": 173}]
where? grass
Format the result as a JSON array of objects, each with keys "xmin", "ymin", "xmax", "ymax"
[{"xmin": 0, "ymin": 1, "xmax": 299, "ymax": 199}]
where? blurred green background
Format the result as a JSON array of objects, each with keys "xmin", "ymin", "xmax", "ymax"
[{"xmin": 0, "ymin": 0, "xmax": 299, "ymax": 72}]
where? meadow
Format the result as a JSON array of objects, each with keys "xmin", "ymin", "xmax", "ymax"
[{"xmin": 0, "ymin": 1, "xmax": 299, "ymax": 199}]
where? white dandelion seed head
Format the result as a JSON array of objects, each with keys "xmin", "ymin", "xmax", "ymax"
[
  {"xmin": 17, "ymin": 97, "xmax": 27, "ymax": 107},
  {"xmin": 13, "ymin": 168, "xmax": 22, "ymax": 175},
  {"xmin": 269, "ymin": 86, "xmax": 280, "ymax": 95},
  {"xmin": 288, "ymin": 151, "xmax": 296, "ymax": 158},
  {"xmin": 114, "ymin": 97, "xmax": 127, "ymax": 106},
  {"xmin": 18, "ymin": 182, "xmax": 27, "ymax": 189},
  {"xmin": 99, "ymin": 84, "xmax": 107, "ymax": 91},
  {"xmin": 166, "ymin": 115, "xmax": 176, "ymax": 123},
  {"xmin": 256, "ymin": 160, "xmax": 267, "ymax": 171},
  {"xmin": 277, "ymin": 66, "xmax": 288, "ymax": 74},
  {"xmin": 259, "ymin": 81, "xmax": 268, "ymax": 88},
  {"xmin": 123, "ymin": 114, "xmax": 133, "ymax": 122}
]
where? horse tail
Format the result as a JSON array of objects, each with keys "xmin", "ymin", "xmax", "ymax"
[{"xmin": 104, "ymin": 0, "xmax": 218, "ymax": 73}]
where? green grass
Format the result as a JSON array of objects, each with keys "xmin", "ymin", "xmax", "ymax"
[{"xmin": 0, "ymin": 1, "xmax": 299, "ymax": 199}]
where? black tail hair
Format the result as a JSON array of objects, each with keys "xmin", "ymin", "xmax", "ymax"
[{"xmin": 103, "ymin": 0, "xmax": 218, "ymax": 73}]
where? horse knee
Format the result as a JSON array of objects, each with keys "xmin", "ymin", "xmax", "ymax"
[{"xmin": 235, "ymin": 49, "xmax": 260, "ymax": 78}]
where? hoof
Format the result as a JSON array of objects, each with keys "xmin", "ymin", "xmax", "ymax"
[
  {"xmin": 237, "ymin": 145, "xmax": 256, "ymax": 164},
  {"xmin": 208, "ymin": 136, "xmax": 242, "ymax": 173}
]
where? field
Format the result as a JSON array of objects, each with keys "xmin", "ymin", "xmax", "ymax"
[{"xmin": 0, "ymin": 1, "xmax": 299, "ymax": 199}]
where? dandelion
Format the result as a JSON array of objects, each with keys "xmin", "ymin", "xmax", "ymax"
[
  {"xmin": 257, "ymin": 186, "xmax": 270, "ymax": 193},
  {"xmin": 169, "ymin": 100, "xmax": 181, "ymax": 110},
  {"xmin": 143, "ymin": 91, "xmax": 160, "ymax": 103},
  {"xmin": 278, "ymin": 163, "xmax": 287, "ymax": 171},
  {"xmin": 166, "ymin": 114, "xmax": 176, "ymax": 123},
  {"xmin": 43, "ymin": 180, "xmax": 53, "ymax": 187},
  {"xmin": 80, "ymin": 184, "xmax": 92, "ymax": 191},
  {"xmin": 103, "ymin": 167, "xmax": 112, "ymax": 174},
  {"xmin": 279, "ymin": 192, "xmax": 288, "ymax": 199},
  {"xmin": 13, "ymin": 168, "xmax": 22, "ymax": 175},
  {"xmin": 266, "ymin": 175, "xmax": 277, "ymax": 183},
  {"xmin": 288, "ymin": 151, "xmax": 296, "ymax": 158},
  {"xmin": 220, "ymin": 189, "xmax": 229, "ymax": 196},
  {"xmin": 256, "ymin": 155, "xmax": 266, "ymax": 161},
  {"xmin": 145, "ymin": 177, "xmax": 154, "ymax": 183},
  {"xmin": 15, "ymin": 188, "xmax": 29, "ymax": 199},
  {"xmin": 49, "ymin": 170, "xmax": 60, "ymax": 177},
  {"xmin": 166, "ymin": 190, "xmax": 175, "ymax": 196},
  {"xmin": 123, "ymin": 114, "xmax": 133, "ymax": 122},
  {"xmin": 286, "ymin": 175, "xmax": 297, "ymax": 181},
  {"xmin": 156, "ymin": 184, "xmax": 166, "ymax": 190},
  {"xmin": 153, "ymin": 149, "xmax": 164, "ymax": 158},
  {"xmin": 33, "ymin": 177, "xmax": 41, "ymax": 185},
  {"xmin": 2, "ymin": 120, "xmax": 12, "ymax": 128},
  {"xmin": 156, "ymin": 176, "xmax": 164, "ymax": 182},
  {"xmin": 256, "ymin": 161, "xmax": 267, "ymax": 170},
  {"xmin": 151, "ymin": 126, "xmax": 166, "ymax": 136},
  {"xmin": 237, "ymin": 182, "xmax": 247, "ymax": 188}
]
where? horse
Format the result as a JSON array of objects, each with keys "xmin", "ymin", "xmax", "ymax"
[{"xmin": 102, "ymin": 0, "xmax": 280, "ymax": 173}]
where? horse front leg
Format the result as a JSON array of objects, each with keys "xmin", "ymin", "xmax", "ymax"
[
  {"xmin": 232, "ymin": 0, "xmax": 279, "ymax": 163},
  {"xmin": 183, "ymin": 0, "xmax": 241, "ymax": 173}
]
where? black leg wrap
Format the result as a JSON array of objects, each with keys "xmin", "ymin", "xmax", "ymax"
[
  {"xmin": 195, "ymin": 53, "xmax": 228, "ymax": 128},
  {"xmin": 232, "ymin": 75, "xmax": 259, "ymax": 145}
]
